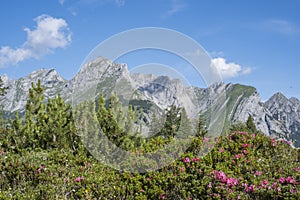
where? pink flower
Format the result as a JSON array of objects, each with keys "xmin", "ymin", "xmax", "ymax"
[
  {"xmin": 215, "ymin": 194, "xmax": 220, "ymax": 197},
  {"xmin": 286, "ymin": 177, "xmax": 296, "ymax": 184},
  {"xmin": 49, "ymin": 172, "xmax": 53, "ymax": 176},
  {"xmin": 192, "ymin": 157, "xmax": 201, "ymax": 162},
  {"xmin": 254, "ymin": 171, "xmax": 262, "ymax": 176},
  {"xmin": 159, "ymin": 194, "xmax": 166, "ymax": 199},
  {"xmin": 180, "ymin": 167, "xmax": 185, "ymax": 172},
  {"xmin": 219, "ymin": 148, "xmax": 224, "ymax": 153},
  {"xmin": 246, "ymin": 184, "xmax": 255, "ymax": 192},
  {"xmin": 208, "ymin": 182, "xmax": 212, "ymax": 188},
  {"xmin": 215, "ymin": 171, "xmax": 227, "ymax": 183},
  {"xmin": 140, "ymin": 189, "xmax": 145, "ymax": 192},
  {"xmin": 261, "ymin": 180, "xmax": 268, "ymax": 186},
  {"xmin": 241, "ymin": 143, "xmax": 249, "ymax": 148},
  {"xmin": 272, "ymin": 182, "xmax": 277, "ymax": 188},
  {"xmin": 226, "ymin": 177, "xmax": 238, "ymax": 187},
  {"xmin": 272, "ymin": 138, "xmax": 277, "ymax": 146},
  {"xmin": 184, "ymin": 157, "xmax": 190, "ymax": 163},
  {"xmin": 74, "ymin": 176, "xmax": 84, "ymax": 182},
  {"xmin": 239, "ymin": 131, "xmax": 247, "ymax": 135},
  {"xmin": 279, "ymin": 177, "xmax": 285, "ymax": 184},
  {"xmin": 293, "ymin": 167, "xmax": 300, "ymax": 171},
  {"xmin": 234, "ymin": 154, "xmax": 240, "ymax": 159},
  {"xmin": 203, "ymin": 137, "xmax": 210, "ymax": 143},
  {"xmin": 243, "ymin": 150, "xmax": 248, "ymax": 154},
  {"xmin": 277, "ymin": 187, "xmax": 281, "ymax": 192}
]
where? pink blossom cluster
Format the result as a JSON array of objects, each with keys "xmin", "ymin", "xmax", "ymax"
[
  {"xmin": 183, "ymin": 157, "xmax": 190, "ymax": 163},
  {"xmin": 242, "ymin": 183, "xmax": 255, "ymax": 192},
  {"xmin": 192, "ymin": 157, "xmax": 201, "ymax": 162},
  {"xmin": 241, "ymin": 143, "xmax": 251, "ymax": 148},
  {"xmin": 203, "ymin": 137, "xmax": 210, "ymax": 143},
  {"xmin": 279, "ymin": 176, "xmax": 296, "ymax": 184},
  {"xmin": 280, "ymin": 139, "xmax": 292, "ymax": 146},
  {"xmin": 214, "ymin": 171, "xmax": 238, "ymax": 187},
  {"xmin": 219, "ymin": 148, "xmax": 224, "ymax": 153},
  {"xmin": 234, "ymin": 153, "xmax": 245, "ymax": 159},
  {"xmin": 293, "ymin": 167, "xmax": 300, "ymax": 171},
  {"xmin": 183, "ymin": 157, "xmax": 201, "ymax": 163},
  {"xmin": 74, "ymin": 176, "xmax": 84, "ymax": 182},
  {"xmin": 271, "ymin": 138, "xmax": 277, "ymax": 146},
  {"xmin": 254, "ymin": 171, "xmax": 262, "ymax": 176}
]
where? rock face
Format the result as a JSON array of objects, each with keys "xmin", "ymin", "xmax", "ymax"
[
  {"xmin": 1, "ymin": 68, "xmax": 67, "ymax": 113},
  {"xmin": 265, "ymin": 93, "xmax": 300, "ymax": 146},
  {"xmin": 1, "ymin": 57, "xmax": 299, "ymax": 146}
]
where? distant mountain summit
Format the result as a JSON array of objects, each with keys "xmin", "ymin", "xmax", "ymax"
[{"xmin": 1, "ymin": 57, "xmax": 299, "ymax": 146}]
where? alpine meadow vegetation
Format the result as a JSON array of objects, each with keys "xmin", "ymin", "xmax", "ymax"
[{"xmin": 0, "ymin": 81, "xmax": 299, "ymax": 199}]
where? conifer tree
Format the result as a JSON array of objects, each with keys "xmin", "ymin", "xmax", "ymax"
[
  {"xmin": 149, "ymin": 112, "xmax": 163, "ymax": 137},
  {"xmin": 196, "ymin": 114, "xmax": 208, "ymax": 138},
  {"xmin": 97, "ymin": 94, "xmax": 125, "ymax": 145},
  {"xmin": 75, "ymin": 100, "xmax": 100, "ymax": 153},
  {"xmin": 161, "ymin": 105, "xmax": 181, "ymax": 138},
  {"xmin": 0, "ymin": 77, "xmax": 8, "ymax": 128},
  {"xmin": 125, "ymin": 104, "xmax": 135, "ymax": 135},
  {"xmin": 23, "ymin": 80, "xmax": 45, "ymax": 148},
  {"xmin": 177, "ymin": 107, "xmax": 193, "ymax": 139},
  {"xmin": 246, "ymin": 114, "xmax": 258, "ymax": 133},
  {"xmin": 43, "ymin": 94, "xmax": 76, "ymax": 149}
]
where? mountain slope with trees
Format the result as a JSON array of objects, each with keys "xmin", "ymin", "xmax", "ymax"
[{"xmin": 0, "ymin": 81, "xmax": 299, "ymax": 199}]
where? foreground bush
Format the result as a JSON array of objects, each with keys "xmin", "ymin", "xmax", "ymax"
[{"xmin": 0, "ymin": 131, "xmax": 299, "ymax": 199}]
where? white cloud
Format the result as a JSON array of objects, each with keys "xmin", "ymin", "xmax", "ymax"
[
  {"xmin": 78, "ymin": 0, "xmax": 125, "ymax": 6},
  {"xmin": 115, "ymin": 0, "xmax": 125, "ymax": 7},
  {"xmin": 58, "ymin": 0, "xmax": 66, "ymax": 5},
  {"xmin": 0, "ymin": 15, "xmax": 71, "ymax": 67},
  {"xmin": 162, "ymin": 0, "xmax": 186, "ymax": 18},
  {"xmin": 211, "ymin": 57, "xmax": 252, "ymax": 79},
  {"xmin": 263, "ymin": 19, "xmax": 299, "ymax": 36}
]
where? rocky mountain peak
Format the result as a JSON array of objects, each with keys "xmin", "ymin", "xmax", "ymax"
[
  {"xmin": 268, "ymin": 92, "xmax": 288, "ymax": 103},
  {"xmin": 0, "ymin": 56, "xmax": 299, "ymax": 146}
]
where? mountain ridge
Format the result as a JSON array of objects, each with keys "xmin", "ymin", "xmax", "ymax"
[{"xmin": 1, "ymin": 57, "xmax": 299, "ymax": 146}]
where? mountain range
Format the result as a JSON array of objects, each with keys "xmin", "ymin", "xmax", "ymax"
[{"xmin": 1, "ymin": 57, "xmax": 299, "ymax": 147}]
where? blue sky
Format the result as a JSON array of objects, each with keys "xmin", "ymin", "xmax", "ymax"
[{"xmin": 0, "ymin": 0, "xmax": 300, "ymax": 100}]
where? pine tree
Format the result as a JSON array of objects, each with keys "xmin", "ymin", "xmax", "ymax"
[
  {"xmin": 75, "ymin": 100, "xmax": 100, "ymax": 153},
  {"xmin": 97, "ymin": 94, "xmax": 125, "ymax": 145},
  {"xmin": 246, "ymin": 114, "xmax": 258, "ymax": 133},
  {"xmin": 10, "ymin": 112, "xmax": 24, "ymax": 148},
  {"xmin": 196, "ymin": 114, "xmax": 208, "ymax": 138},
  {"xmin": 161, "ymin": 105, "xmax": 181, "ymax": 138},
  {"xmin": 125, "ymin": 104, "xmax": 135, "ymax": 135},
  {"xmin": 177, "ymin": 108, "xmax": 193, "ymax": 139},
  {"xmin": 43, "ymin": 94, "xmax": 76, "ymax": 149},
  {"xmin": 149, "ymin": 112, "xmax": 163, "ymax": 137},
  {"xmin": 23, "ymin": 80, "xmax": 45, "ymax": 148},
  {"xmin": 0, "ymin": 76, "xmax": 8, "ymax": 128}
]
